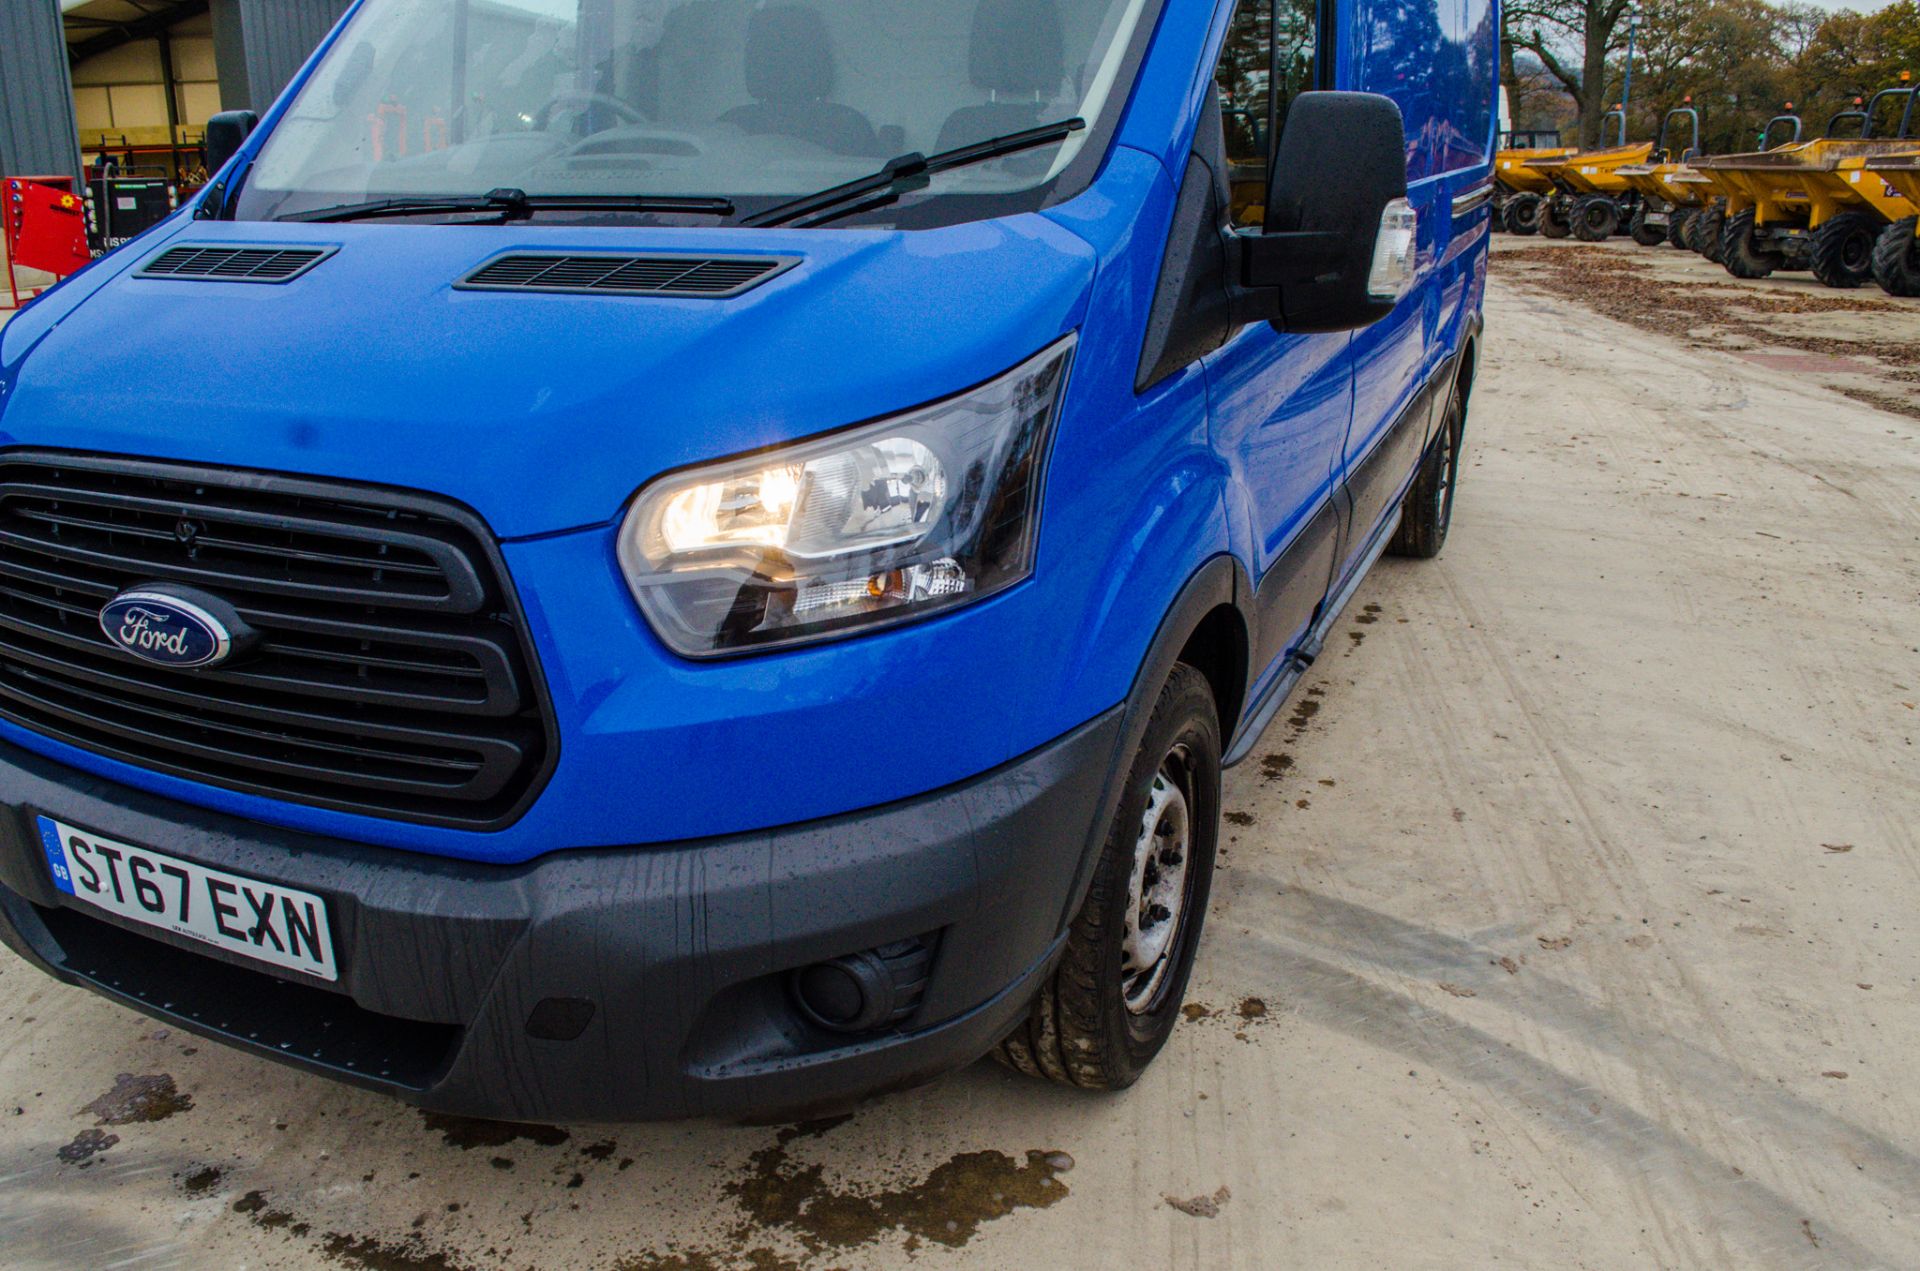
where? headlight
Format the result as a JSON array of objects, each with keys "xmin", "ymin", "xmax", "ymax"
[{"xmin": 618, "ymin": 336, "xmax": 1075, "ymax": 657}]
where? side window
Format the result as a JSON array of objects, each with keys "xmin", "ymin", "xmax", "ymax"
[{"xmin": 1214, "ymin": 0, "xmax": 1324, "ymax": 228}]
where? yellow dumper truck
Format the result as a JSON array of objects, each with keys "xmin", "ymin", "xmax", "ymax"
[{"xmin": 1693, "ymin": 83, "xmax": 1918, "ymax": 286}]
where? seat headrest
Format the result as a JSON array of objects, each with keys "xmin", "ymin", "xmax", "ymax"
[
  {"xmin": 970, "ymin": 0, "xmax": 1065, "ymax": 97},
  {"xmin": 745, "ymin": 5, "xmax": 835, "ymax": 104}
]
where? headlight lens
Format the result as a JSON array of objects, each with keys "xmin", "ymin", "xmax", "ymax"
[{"xmin": 619, "ymin": 336, "xmax": 1075, "ymax": 656}]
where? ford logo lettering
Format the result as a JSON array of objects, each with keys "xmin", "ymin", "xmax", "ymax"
[{"xmin": 99, "ymin": 586, "xmax": 252, "ymax": 670}]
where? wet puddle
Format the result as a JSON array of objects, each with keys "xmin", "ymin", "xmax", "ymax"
[
  {"xmin": 727, "ymin": 1120, "xmax": 1075, "ymax": 1255},
  {"xmin": 80, "ymin": 1072, "xmax": 192, "ymax": 1125}
]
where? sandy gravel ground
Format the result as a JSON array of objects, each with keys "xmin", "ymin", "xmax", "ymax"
[{"xmin": 2, "ymin": 250, "xmax": 1918, "ymax": 1271}]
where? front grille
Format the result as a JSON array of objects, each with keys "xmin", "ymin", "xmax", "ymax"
[
  {"xmin": 457, "ymin": 253, "xmax": 796, "ymax": 297},
  {"xmin": 137, "ymin": 245, "xmax": 334, "ymax": 283},
  {"xmin": 0, "ymin": 453, "xmax": 556, "ymax": 828}
]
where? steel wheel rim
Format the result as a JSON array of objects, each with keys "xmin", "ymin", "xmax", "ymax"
[
  {"xmin": 1842, "ymin": 232, "xmax": 1872, "ymax": 272},
  {"xmin": 1121, "ymin": 744, "xmax": 1195, "ymax": 1015}
]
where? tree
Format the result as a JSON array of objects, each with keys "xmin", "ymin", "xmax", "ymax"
[
  {"xmin": 1791, "ymin": 2, "xmax": 1920, "ymax": 130},
  {"xmin": 1501, "ymin": 0, "xmax": 1903, "ymax": 155},
  {"xmin": 1628, "ymin": 0, "xmax": 1801, "ymax": 153},
  {"xmin": 1504, "ymin": 0, "xmax": 1640, "ymax": 148}
]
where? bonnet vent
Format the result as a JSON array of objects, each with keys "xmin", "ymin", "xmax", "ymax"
[
  {"xmin": 457, "ymin": 253, "xmax": 797, "ymax": 297},
  {"xmin": 137, "ymin": 245, "xmax": 334, "ymax": 283}
]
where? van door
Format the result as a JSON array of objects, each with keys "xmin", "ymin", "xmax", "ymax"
[
  {"xmin": 1335, "ymin": 0, "xmax": 1445, "ymax": 575},
  {"xmin": 1203, "ymin": 0, "xmax": 1350, "ymax": 685}
]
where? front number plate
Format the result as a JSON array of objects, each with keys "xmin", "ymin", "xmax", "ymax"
[{"xmin": 37, "ymin": 817, "xmax": 338, "ymax": 981}]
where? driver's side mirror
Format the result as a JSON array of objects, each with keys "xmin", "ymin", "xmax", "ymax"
[
  {"xmin": 205, "ymin": 110, "xmax": 260, "ymax": 176},
  {"xmin": 1238, "ymin": 92, "xmax": 1412, "ymax": 334}
]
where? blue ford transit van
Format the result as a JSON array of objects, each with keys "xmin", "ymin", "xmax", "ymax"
[{"xmin": 0, "ymin": 0, "xmax": 1492, "ymax": 1121}]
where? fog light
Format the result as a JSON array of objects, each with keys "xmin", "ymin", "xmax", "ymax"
[{"xmin": 790, "ymin": 938, "xmax": 933, "ymax": 1034}]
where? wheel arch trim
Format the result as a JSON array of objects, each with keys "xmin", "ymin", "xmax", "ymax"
[{"xmin": 1054, "ymin": 553, "xmax": 1252, "ymax": 934}]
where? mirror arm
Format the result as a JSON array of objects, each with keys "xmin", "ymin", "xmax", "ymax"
[
  {"xmin": 1219, "ymin": 230, "xmax": 1277, "ymax": 329},
  {"xmin": 195, "ymin": 177, "xmax": 227, "ymax": 221},
  {"xmin": 1242, "ymin": 229, "xmax": 1347, "ymax": 286}
]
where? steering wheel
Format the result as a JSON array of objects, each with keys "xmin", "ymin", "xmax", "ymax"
[{"xmin": 533, "ymin": 91, "xmax": 649, "ymax": 132}]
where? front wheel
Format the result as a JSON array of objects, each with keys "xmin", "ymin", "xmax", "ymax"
[
  {"xmin": 1504, "ymin": 193, "xmax": 1543, "ymax": 236},
  {"xmin": 1572, "ymin": 195, "xmax": 1620, "ymax": 241},
  {"xmin": 1693, "ymin": 200, "xmax": 1727, "ymax": 263},
  {"xmin": 1389, "ymin": 365, "xmax": 1469, "ymax": 559},
  {"xmin": 996, "ymin": 664, "xmax": 1221, "ymax": 1090},
  {"xmin": 1722, "ymin": 207, "xmax": 1780, "ymax": 279},
  {"xmin": 1630, "ymin": 206, "xmax": 1667, "ymax": 246},
  {"xmin": 1872, "ymin": 216, "xmax": 1920, "ymax": 297},
  {"xmin": 1667, "ymin": 208, "xmax": 1693, "ymax": 250},
  {"xmin": 1540, "ymin": 197, "xmax": 1572, "ymax": 239},
  {"xmin": 1809, "ymin": 211, "xmax": 1879, "ymax": 289}
]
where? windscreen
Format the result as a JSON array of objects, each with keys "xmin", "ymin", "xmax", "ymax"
[{"xmin": 238, "ymin": 0, "xmax": 1154, "ymax": 223}]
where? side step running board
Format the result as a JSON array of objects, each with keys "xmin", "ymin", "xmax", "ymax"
[{"xmin": 1221, "ymin": 507, "xmax": 1401, "ymax": 767}]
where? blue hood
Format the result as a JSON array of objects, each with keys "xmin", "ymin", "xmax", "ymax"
[{"xmin": 0, "ymin": 216, "xmax": 1095, "ymax": 538}]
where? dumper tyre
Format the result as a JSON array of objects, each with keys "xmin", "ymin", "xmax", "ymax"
[
  {"xmin": 1540, "ymin": 198, "xmax": 1572, "ymax": 239},
  {"xmin": 1667, "ymin": 209, "xmax": 1692, "ymax": 250},
  {"xmin": 1694, "ymin": 201, "xmax": 1727, "ymax": 263},
  {"xmin": 1629, "ymin": 206, "xmax": 1666, "ymax": 247},
  {"xmin": 1389, "ymin": 360, "xmax": 1470, "ymax": 560},
  {"xmin": 1504, "ymin": 194, "xmax": 1543, "ymax": 236},
  {"xmin": 1721, "ymin": 208, "xmax": 1780, "ymax": 279},
  {"xmin": 1871, "ymin": 216, "xmax": 1920, "ymax": 297},
  {"xmin": 1809, "ymin": 212, "xmax": 1879, "ymax": 289},
  {"xmin": 995, "ymin": 664, "xmax": 1220, "ymax": 1090},
  {"xmin": 1572, "ymin": 196, "xmax": 1619, "ymax": 241}
]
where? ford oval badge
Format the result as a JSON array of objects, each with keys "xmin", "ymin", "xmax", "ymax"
[{"xmin": 99, "ymin": 586, "xmax": 249, "ymax": 670}]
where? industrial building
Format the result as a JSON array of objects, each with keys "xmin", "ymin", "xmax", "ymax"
[{"xmin": 2, "ymin": 0, "xmax": 347, "ymax": 293}]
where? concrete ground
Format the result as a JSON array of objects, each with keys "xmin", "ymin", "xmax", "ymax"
[{"xmin": 2, "ymin": 244, "xmax": 1918, "ymax": 1271}]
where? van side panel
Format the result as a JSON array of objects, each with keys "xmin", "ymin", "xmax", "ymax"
[
  {"xmin": 1431, "ymin": 0, "xmax": 1498, "ymax": 398},
  {"xmin": 1189, "ymin": 0, "xmax": 1350, "ymax": 702},
  {"xmin": 1337, "ymin": 0, "xmax": 1494, "ymax": 575},
  {"xmin": 1338, "ymin": 0, "xmax": 1441, "ymax": 571}
]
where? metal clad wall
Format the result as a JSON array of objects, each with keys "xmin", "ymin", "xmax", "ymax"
[
  {"xmin": 210, "ymin": 0, "xmax": 255, "ymax": 112},
  {"xmin": 235, "ymin": 0, "xmax": 352, "ymax": 113},
  {"xmin": 0, "ymin": 0, "xmax": 83, "ymax": 182}
]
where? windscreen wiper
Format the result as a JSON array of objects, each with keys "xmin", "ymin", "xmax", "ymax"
[
  {"xmin": 279, "ymin": 189, "xmax": 735, "ymax": 224},
  {"xmin": 741, "ymin": 118, "xmax": 1087, "ymax": 230}
]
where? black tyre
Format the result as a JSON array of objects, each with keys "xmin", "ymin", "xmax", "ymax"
[
  {"xmin": 1389, "ymin": 363, "xmax": 1470, "ymax": 560},
  {"xmin": 1722, "ymin": 207, "xmax": 1780, "ymax": 279},
  {"xmin": 1504, "ymin": 194, "xmax": 1543, "ymax": 236},
  {"xmin": 1694, "ymin": 200, "xmax": 1727, "ymax": 263},
  {"xmin": 1871, "ymin": 216, "xmax": 1920, "ymax": 297},
  {"xmin": 1571, "ymin": 196, "xmax": 1619, "ymax": 242},
  {"xmin": 1667, "ymin": 208, "xmax": 1692, "ymax": 250},
  {"xmin": 1809, "ymin": 211, "xmax": 1879, "ymax": 289},
  {"xmin": 996, "ymin": 664, "xmax": 1221, "ymax": 1090},
  {"xmin": 1629, "ymin": 206, "xmax": 1666, "ymax": 246},
  {"xmin": 1540, "ymin": 197, "xmax": 1572, "ymax": 239}
]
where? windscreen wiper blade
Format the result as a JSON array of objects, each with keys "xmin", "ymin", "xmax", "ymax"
[
  {"xmin": 280, "ymin": 189, "xmax": 734, "ymax": 224},
  {"xmin": 741, "ymin": 118, "xmax": 1087, "ymax": 230}
]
